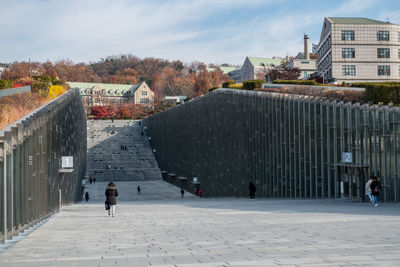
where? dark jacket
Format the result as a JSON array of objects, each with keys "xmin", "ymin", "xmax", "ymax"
[
  {"xmin": 370, "ymin": 180, "xmax": 381, "ymax": 196},
  {"xmin": 105, "ymin": 183, "xmax": 119, "ymax": 205},
  {"xmin": 249, "ymin": 182, "xmax": 256, "ymax": 193}
]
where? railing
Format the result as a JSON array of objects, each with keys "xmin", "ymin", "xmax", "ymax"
[
  {"xmin": 144, "ymin": 88, "xmax": 400, "ymax": 201},
  {"xmin": 0, "ymin": 88, "xmax": 87, "ymax": 243}
]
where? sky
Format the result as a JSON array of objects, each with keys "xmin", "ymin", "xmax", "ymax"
[{"xmin": 1, "ymin": 0, "xmax": 400, "ymax": 65}]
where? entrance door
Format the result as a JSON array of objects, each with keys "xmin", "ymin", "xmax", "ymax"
[{"xmin": 337, "ymin": 166, "xmax": 369, "ymax": 200}]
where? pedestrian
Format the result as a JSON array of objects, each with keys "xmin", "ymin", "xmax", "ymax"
[
  {"xmin": 249, "ymin": 182, "xmax": 256, "ymax": 199},
  {"xmin": 137, "ymin": 185, "xmax": 141, "ymax": 194},
  {"xmin": 180, "ymin": 188, "xmax": 184, "ymax": 198},
  {"xmin": 111, "ymin": 117, "xmax": 114, "ymax": 123},
  {"xmin": 141, "ymin": 131, "xmax": 144, "ymax": 136},
  {"xmin": 105, "ymin": 182, "xmax": 119, "ymax": 216},
  {"xmin": 365, "ymin": 176, "xmax": 374, "ymax": 203},
  {"xmin": 198, "ymin": 189, "xmax": 203, "ymax": 198},
  {"xmin": 85, "ymin": 192, "xmax": 90, "ymax": 202},
  {"xmin": 370, "ymin": 176, "xmax": 382, "ymax": 207},
  {"xmin": 93, "ymin": 177, "xmax": 96, "ymax": 184},
  {"xmin": 89, "ymin": 177, "xmax": 93, "ymax": 184}
]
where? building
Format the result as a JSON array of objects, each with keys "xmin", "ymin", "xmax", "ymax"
[
  {"xmin": 240, "ymin": 57, "xmax": 283, "ymax": 82},
  {"xmin": 317, "ymin": 17, "xmax": 400, "ymax": 83},
  {"xmin": 164, "ymin": 96, "xmax": 187, "ymax": 103},
  {"xmin": 67, "ymin": 81, "xmax": 154, "ymax": 113},
  {"xmin": 0, "ymin": 63, "xmax": 9, "ymax": 78},
  {"xmin": 286, "ymin": 34, "xmax": 318, "ymax": 79}
]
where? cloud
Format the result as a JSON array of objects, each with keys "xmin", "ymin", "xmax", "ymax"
[{"xmin": 1, "ymin": 0, "xmax": 397, "ymax": 65}]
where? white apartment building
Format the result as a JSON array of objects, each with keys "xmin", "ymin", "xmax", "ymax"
[{"xmin": 317, "ymin": 17, "xmax": 400, "ymax": 83}]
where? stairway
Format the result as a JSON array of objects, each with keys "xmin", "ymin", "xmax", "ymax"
[{"xmin": 86, "ymin": 120, "xmax": 162, "ymax": 182}]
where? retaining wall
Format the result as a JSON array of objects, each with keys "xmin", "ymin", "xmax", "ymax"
[
  {"xmin": 143, "ymin": 89, "xmax": 400, "ymax": 201},
  {"xmin": 0, "ymin": 88, "xmax": 87, "ymax": 243}
]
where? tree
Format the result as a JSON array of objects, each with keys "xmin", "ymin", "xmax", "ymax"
[{"xmin": 267, "ymin": 67, "xmax": 301, "ymax": 82}]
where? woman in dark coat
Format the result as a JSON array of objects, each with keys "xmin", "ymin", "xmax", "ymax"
[
  {"xmin": 249, "ymin": 182, "xmax": 256, "ymax": 199},
  {"xmin": 105, "ymin": 182, "xmax": 119, "ymax": 216}
]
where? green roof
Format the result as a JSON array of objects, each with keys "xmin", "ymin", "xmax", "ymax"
[
  {"xmin": 247, "ymin": 57, "xmax": 282, "ymax": 67},
  {"xmin": 206, "ymin": 66, "xmax": 240, "ymax": 74},
  {"xmin": 328, "ymin": 17, "xmax": 393, "ymax": 25},
  {"xmin": 67, "ymin": 81, "xmax": 142, "ymax": 96}
]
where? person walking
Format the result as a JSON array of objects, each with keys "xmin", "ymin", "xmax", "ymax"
[
  {"xmin": 370, "ymin": 176, "xmax": 381, "ymax": 207},
  {"xmin": 365, "ymin": 176, "xmax": 374, "ymax": 203},
  {"xmin": 198, "ymin": 189, "xmax": 203, "ymax": 198},
  {"xmin": 249, "ymin": 182, "xmax": 256, "ymax": 199},
  {"xmin": 137, "ymin": 185, "xmax": 141, "ymax": 194},
  {"xmin": 105, "ymin": 182, "xmax": 119, "ymax": 216},
  {"xmin": 180, "ymin": 188, "xmax": 185, "ymax": 198},
  {"xmin": 85, "ymin": 192, "xmax": 90, "ymax": 202}
]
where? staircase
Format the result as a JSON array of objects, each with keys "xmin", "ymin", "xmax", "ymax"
[{"xmin": 86, "ymin": 120, "xmax": 162, "ymax": 182}]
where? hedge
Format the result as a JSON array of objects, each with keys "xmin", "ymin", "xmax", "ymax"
[
  {"xmin": 273, "ymin": 80, "xmax": 318, "ymax": 85},
  {"xmin": 228, "ymin": 83, "xmax": 244, "ymax": 89},
  {"xmin": 222, "ymin": 81, "xmax": 235, "ymax": 88},
  {"xmin": 208, "ymin": 87, "xmax": 219, "ymax": 93},
  {"xmin": 0, "ymin": 79, "xmax": 14, "ymax": 90},
  {"xmin": 351, "ymin": 82, "xmax": 400, "ymax": 104},
  {"xmin": 32, "ymin": 75, "xmax": 56, "ymax": 83},
  {"xmin": 31, "ymin": 82, "xmax": 50, "ymax": 97},
  {"xmin": 243, "ymin": 79, "xmax": 264, "ymax": 90}
]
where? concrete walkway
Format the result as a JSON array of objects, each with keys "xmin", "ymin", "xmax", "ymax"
[{"xmin": 1, "ymin": 192, "xmax": 400, "ymax": 266}]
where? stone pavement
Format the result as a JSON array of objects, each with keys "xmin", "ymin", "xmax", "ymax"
[{"xmin": 1, "ymin": 188, "xmax": 400, "ymax": 267}]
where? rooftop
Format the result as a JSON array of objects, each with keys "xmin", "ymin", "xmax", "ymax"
[
  {"xmin": 327, "ymin": 17, "xmax": 395, "ymax": 25},
  {"xmin": 247, "ymin": 57, "xmax": 283, "ymax": 68},
  {"xmin": 67, "ymin": 81, "xmax": 144, "ymax": 96}
]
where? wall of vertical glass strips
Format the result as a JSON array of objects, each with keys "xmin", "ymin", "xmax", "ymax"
[
  {"xmin": 0, "ymin": 88, "xmax": 87, "ymax": 242},
  {"xmin": 143, "ymin": 89, "xmax": 400, "ymax": 201}
]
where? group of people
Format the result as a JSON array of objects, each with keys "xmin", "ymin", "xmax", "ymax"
[{"xmin": 365, "ymin": 176, "xmax": 382, "ymax": 207}]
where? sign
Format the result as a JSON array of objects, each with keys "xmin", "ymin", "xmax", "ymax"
[
  {"xmin": 62, "ymin": 156, "xmax": 73, "ymax": 168},
  {"xmin": 341, "ymin": 152, "xmax": 352, "ymax": 163},
  {"xmin": 193, "ymin": 177, "xmax": 198, "ymax": 182}
]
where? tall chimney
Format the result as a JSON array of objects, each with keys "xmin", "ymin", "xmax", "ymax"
[{"xmin": 304, "ymin": 34, "xmax": 310, "ymax": 60}]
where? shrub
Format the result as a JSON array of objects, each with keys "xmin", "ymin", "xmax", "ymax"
[
  {"xmin": 222, "ymin": 81, "xmax": 235, "ymax": 88},
  {"xmin": 31, "ymin": 82, "xmax": 50, "ymax": 97},
  {"xmin": 243, "ymin": 79, "xmax": 264, "ymax": 90},
  {"xmin": 48, "ymin": 85, "xmax": 66, "ymax": 99},
  {"xmin": 91, "ymin": 106, "xmax": 109, "ymax": 119},
  {"xmin": 273, "ymin": 80, "xmax": 318, "ymax": 85},
  {"xmin": 351, "ymin": 82, "xmax": 400, "ymax": 104},
  {"xmin": 52, "ymin": 79, "xmax": 66, "ymax": 86},
  {"xmin": 0, "ymin": 79, "xmax": 14, "ymax": 89},
  {"xmin": 208, "ymin": 87, "xmax": 219, "ymax": 93},
  {"xmin": 32, "ymin": 75, "xmax": 56, "ymax": 83},
  {"xmin": 228, "ymin": 83, "xmax": 244, "ymax": 89}
]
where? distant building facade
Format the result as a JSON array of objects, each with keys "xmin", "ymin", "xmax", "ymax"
[
  {"xmin": 164, "ymin": 96, "xmax": 187, "ymax": 103},
  {"xmin": 286, "ymin": 34, "xmax": 317, "ymax": 79},
  {"xmin": 67, "ymin": 81, "xmax": 154, "ymax": 113},
  {"xmin": 240, "ymin": 57, "xmax": 283, "ymax": 82},
  {"xmin": 317, "ymin": 17, "xmax": 400, "ymax": 83},
  {"xmin": 0, "ymin": 63, "xmax": 9, "ymax": 78}
]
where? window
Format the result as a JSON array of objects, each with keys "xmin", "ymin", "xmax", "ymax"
[
  {"xmin": 301, "ymin": 61, "xmax": 310, "ymax": 64},
  {"xmin": 141, "ymin": 91, "xmax": 147, "ymax": 96},
  {"xmin": 398, "ymin": 49, "xmax": 400, "ymax": 59},
  {"xmin": 140, "ymin": 98, "xmax": 149, "ymax": 103},
  {"xmin": 398, "ymin": 32, "xmax": 400, "ymax": 42},
  {"xmin": 398, "ymin": 66, "xmax": 400, "ymax": 77},
  {"xmin": 377, "ymin": 31, "xmax": 390, "ymax": 41},
  {"xmin": 377, "ymin": 48, "xmax": 390, "ymax": 58},
  {"xmin": 342, "ymin": 65, "xmax": 356, "ymax": 76},
  {"xmin": 342, "ymin": 48, "xmax": 355, "ymax": 58},
  {"xmin": 342, "ymin": 30, "xmax": 355, "ymax": 41},
  {"xmin": 378, "ymin": 65, "xmax": 390, "ymax": 76}
]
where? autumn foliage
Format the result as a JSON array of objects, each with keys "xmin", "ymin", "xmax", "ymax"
[{"xmin": 91, "ymin": 104, "xmax": 152, "ymax": 120}]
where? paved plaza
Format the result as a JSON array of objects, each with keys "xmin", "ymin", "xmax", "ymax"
[{"xmin": 1, "ymin": 182, "xmax": 400, "ymax": 267}]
